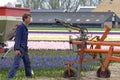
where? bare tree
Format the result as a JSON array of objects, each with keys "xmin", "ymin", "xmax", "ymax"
[
  {"xmin": 60, "ymin": 0, "xmax": 80, "ymax": 12},
  {"xmin": 80, "ymin": 0, "xmax": 103, "ymax": 6},
  {"xmin": 80, "ymin": 0, "xmax": 87, "ymax": 6},
  {"xmin": 45, "ymin": 0, "xmax": 60, "ymax": 9},
  {"xmin": 31, "ymin": 0, "xmax": 45, "ymax": 9},
  {"xmin": 19, "ymin": 0, "xmax": 103, "ymax": 11},
  {"xmin": 5, "ymin": 2, "xmax": 14, "ymax": 7},
  {"xmin": 18, "ymin": 0, "xmax": 45, "ymax": 9},
  {"xmin": 43, "ymin": 0, "xmax": 82, "ymax": 12}
]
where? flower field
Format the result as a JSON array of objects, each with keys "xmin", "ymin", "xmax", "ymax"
[
  {"xmin": 0, "ymin": 49, "xmax": 101, "ymax": 80},
  {"xmin": 0, "ymin": 50, "xmax": 99, "ymax": 69},
  {"xmin": 7, "ymin": 41, "xmax": 70, "ymax": 50},
  {"xmin": 1, "ymin": 29, "xmax": 119, "ymax": 80},
  {"xmin": 0, "ymin": 47, "xmax": 101, "ymax": 80}
]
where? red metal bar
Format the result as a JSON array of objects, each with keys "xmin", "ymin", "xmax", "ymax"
[
  {"xmin": 110, "ymin": 56, "xmax": 120, "ymax": 62},
  {"xmin": 99, "ymin": 25, "xmax": 111, "ymax": 41},
  {"xmin": 0, "ymin": 47, "xmax": 4, "ymax": 54},
  {"xmin": 78, "ymin": 48, "xmax": 120, "ymax": 54},
  {"xmin": 101, "ymin": 46, "xmax": 113, "ymax": 72},
  {"xmin": 71, "ymin": 41, "xmax": 120, "ymax": 46}
]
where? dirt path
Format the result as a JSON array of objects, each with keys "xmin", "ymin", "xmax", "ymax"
[
  {"xmin": 81, "ymin": 63, "xmax": 120, "ymax": 80},
  {"xmin": 27, "ymin": 63, "xmax": 120, "ymax": 80}
]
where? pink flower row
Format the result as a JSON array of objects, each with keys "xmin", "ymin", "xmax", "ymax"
[
  {"xmin": 6, "ymin": 41, "xmax": 120, "ymax": 50},
  {"xmin": 6, "ymin": 41, "xmax": 71, "ymax": 50}
]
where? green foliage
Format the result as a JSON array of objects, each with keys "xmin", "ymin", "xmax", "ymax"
[
  {"xmin": 28, "ymin": 26, "xmax": 66, "ymax": 30},
  {"xmin": 28, "ymin": 26, "xmax": 120, "ymax": 31},
  {"xmin": 0, "ymin": 49, "xmax": 101, "ymax": 79},
  {"xmin": 0, "ymin": 68, "xmax": 64, "ymax": 80},
  {"xmin": 7, "ymin": 49, "xmax": 76, "ymax": 56}
]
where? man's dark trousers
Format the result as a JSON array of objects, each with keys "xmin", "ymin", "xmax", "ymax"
[{"xmin": 8, "ymin": 49, "xmax": 32, "ymax": 78}]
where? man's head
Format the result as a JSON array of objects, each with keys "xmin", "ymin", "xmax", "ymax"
[{"xmin": 22, "ymin": 14, "xmax": 32, "ymax": 25}]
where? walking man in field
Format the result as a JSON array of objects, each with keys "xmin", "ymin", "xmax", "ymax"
[{"xmin": 8, "ymin": 14, "xmax": 32, "ymax": 78}]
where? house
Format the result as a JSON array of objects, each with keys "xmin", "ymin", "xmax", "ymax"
[
  {"xmin": 93, "ymin": 0, "xmax": 120, "ymax": 27},
  {"xmin": 30, "ymin": 10, "xmax": 119, "ymax": 28}
]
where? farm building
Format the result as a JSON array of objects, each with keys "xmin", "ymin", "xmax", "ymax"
[
  {"xmin": 30, "ymin": 10, "xmax": 119, "ymax": 28},
  {"xmin": 93, "ymin": 0, "xmax": 120, "ymax": 27},
  {"xmin": 30, "ymin": 0, "xmax": 120, "ymax": 28}
]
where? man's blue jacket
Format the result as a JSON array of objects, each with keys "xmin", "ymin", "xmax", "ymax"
[{"xmin": 14, "ymin": 23, "xmax": 28, "ymax": 51}]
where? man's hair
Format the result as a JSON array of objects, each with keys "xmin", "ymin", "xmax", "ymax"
[{"xmin": 22, "ymin": 14, "xmax": 31, "ymax": 21}]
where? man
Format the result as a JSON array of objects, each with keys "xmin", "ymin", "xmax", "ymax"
[{"xmin": 8, "ymin": 14, "xmax": 32, "ymax": 78}]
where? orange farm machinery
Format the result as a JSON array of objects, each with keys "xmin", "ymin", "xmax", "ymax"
[{"xmin": 55, "ymin": 19, "xmax": 120, "ymax": 79}]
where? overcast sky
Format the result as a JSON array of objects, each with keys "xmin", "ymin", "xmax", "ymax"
[{"xmin": 0, "ymin": 0, "xmax": 16, "ymax": 6}]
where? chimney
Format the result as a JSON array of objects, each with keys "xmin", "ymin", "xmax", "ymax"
[{"xmin": 15, "ymin": 2, "xmax": 21, "ymax": 7}]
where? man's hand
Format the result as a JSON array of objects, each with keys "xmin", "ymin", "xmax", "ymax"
[
  {"xmin": 12, "ymin": 24, "xmax": 19, "ymax": 31},
  {"xmin": 15, "ymin": 50, "xmax": 21, "ymax": 56}
]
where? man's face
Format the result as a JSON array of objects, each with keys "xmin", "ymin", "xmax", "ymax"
[{"xmin": 25, "ymin": 16, "xmax": 32, "ymax": 24}]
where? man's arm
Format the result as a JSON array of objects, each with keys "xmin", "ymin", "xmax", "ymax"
[{"xmin": 14, "ymin": 25, "xmax": 23, "ymax": 51}]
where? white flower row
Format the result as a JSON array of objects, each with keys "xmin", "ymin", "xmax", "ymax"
[{"xmin": 6, "ymin": 41, "xmax": 70, "ymax": 50}]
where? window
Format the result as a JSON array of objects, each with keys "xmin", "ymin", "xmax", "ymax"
[
  {"xmin": 76, "ymin": 19, "xmax": 81, "ymax": 22},
  {"xmin": 39, "ymin": 19, "xmax": 43, "ymax": 22},
  {"xmin": 86, "ymin": 19, "xmax": 90, "ymax": 22},
  {"xmin": 66, "ymin": 18, "xmax": 71, "ymax": 21},
  {"xmin": 96, "ymin": 19, "xmax": 100, "ymax": 22},
  {"xmin": 48, "ymin": 19, "xmax": 52, "ymax": 21}
]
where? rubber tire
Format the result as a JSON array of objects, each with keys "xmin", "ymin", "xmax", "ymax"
[
  {"xmin": 97, "ymin": 67, "xmax": 111, "ymax": 78},
  {"xmin": 64, "ymin": 67, "xmax": 77, "ymax": 78}
]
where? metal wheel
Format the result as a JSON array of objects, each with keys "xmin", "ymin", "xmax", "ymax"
[
  {"xmin": 64, "ymin": 67, "xmax": 77, "ymax": 78},
  {"xmin": 97, "ymin": 67, "xmax": 111, "ymax": 78}
]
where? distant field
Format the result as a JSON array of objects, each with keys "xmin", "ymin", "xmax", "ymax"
[
  {"xmin": 28, "ymin": 26, "xmax": 120, "ymax": 31},
  {"xmin": 28, "ymin": 36, "xmax": 120, "ymax": 41},
  {"xmin": 28, "ymin": 26, "xmax": 66, "ymax": 30},
  {"xmin": 28, "ymin": 26, "xmax": 120, "ymax": 41}
]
